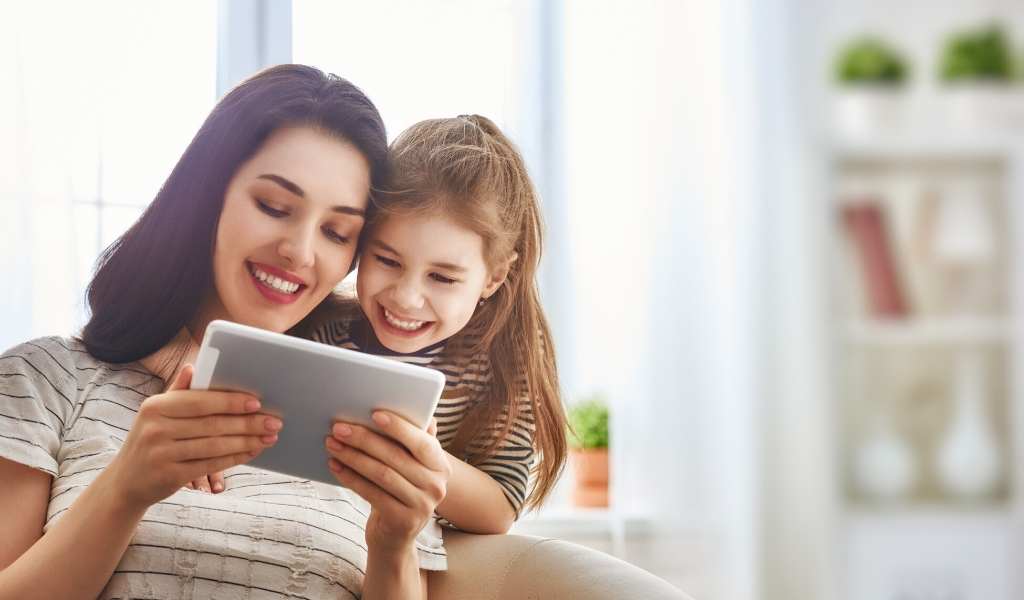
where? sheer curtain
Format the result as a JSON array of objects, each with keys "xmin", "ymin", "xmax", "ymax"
[
  {"xmin": 558, "ymin": 1, "xmax": 792, "ymax": 598},
  {"xmin": 1, "ymin": 2, "xmax": 216, "ymax": 351}
]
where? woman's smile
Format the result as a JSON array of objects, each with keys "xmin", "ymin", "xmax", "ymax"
[{"xmin": 246, "ymin": 261, "xmax": 308, "ymax": 305}]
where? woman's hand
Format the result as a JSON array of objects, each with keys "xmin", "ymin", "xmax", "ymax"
[
  {"xmin": 325, "ymin": 412, "xmax": 450, "ymax": 553},
  {"xmin": 105, "ymin": 365, "xmax": 282, "ymax": 511}
]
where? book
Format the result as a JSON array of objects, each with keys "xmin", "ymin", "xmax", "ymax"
[{"xmin": 842, "ymin": 202, "xmax": 908, "ymax": 317}]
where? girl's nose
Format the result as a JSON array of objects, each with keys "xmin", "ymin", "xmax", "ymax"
[{"xmin": 391, "ymin": 276, "xmax": 425, "ymax": 311}]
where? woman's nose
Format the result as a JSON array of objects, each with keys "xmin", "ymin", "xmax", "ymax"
[{"xmin": 278, "ymin": 224, "xmax": 315, "ymax": 269}]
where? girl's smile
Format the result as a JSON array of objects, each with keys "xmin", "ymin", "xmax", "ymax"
[
  {"xmin": 377, "ymin": 302, "xmax": 436, "ymax": 337},
  {"xmin": 357, "ymin": 212, "xmax": 507, "ymax": 354}
]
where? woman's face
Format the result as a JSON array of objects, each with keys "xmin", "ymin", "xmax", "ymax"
[
  {"xmin": 199, "ymin": 126, "xmax": 371, "ymax": 335},
  {"xmin": 356, "ymin": 211, "xmax": 505, "ymax": 353}
]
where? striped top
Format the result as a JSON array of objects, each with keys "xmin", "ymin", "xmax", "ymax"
[
  {"xmin": 312, "ymin": 313, "xmax": 536, "ymax": 518},
  {"xmin": 0, "ymin": 336, "xmax": 446, "ymax": 600}
]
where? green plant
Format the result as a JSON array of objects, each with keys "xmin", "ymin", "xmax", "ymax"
[
  {"xmin": 835, "ymin": 37, "xmax": 908, "ymax": 85},
  {"xmin": 568, "ymin": 395, "xmax": 609, "ymax": 450},
  {"xmin": 939, "ymin": 24, "xmax": 1013, "ymax": 82}
]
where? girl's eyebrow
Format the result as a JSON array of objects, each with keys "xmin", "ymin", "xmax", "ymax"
[
  {"xmin": 256, "ymin": 173, "xmax": 366, "ymax": 217},
  {"xmin": 371, "ymin": 239, "xmax": 467, "ymax": 272}
]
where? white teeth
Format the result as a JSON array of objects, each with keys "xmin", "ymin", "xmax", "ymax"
[
  {"xmin": 249, "ymin": 265, "xmax": 300, "ymax": 294},
  {"xmin": 384, "ymin": 308, "xmax": 427, "ymax": 331}
]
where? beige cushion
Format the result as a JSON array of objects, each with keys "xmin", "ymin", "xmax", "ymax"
[{"xmin": 430, "ymin": 530, "xmax": 693, "ymax": 600}]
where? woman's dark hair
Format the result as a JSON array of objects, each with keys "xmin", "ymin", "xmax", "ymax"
[{"xmin": 81, "ymin": 64, "xmax": 387, "ymax": 364}]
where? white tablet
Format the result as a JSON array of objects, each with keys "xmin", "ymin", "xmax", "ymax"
[{"xmin": 191, "ymin": 319, "xmax": 446, "ymax": 485}]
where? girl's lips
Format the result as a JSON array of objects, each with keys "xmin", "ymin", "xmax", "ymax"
[{"xmin": 376, "ymin": 303, "xmax": 434, "ymax": 339}]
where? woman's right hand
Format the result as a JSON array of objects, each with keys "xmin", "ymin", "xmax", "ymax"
[{"xmin": 105, "ymin": 364, "xmax": 282, "ymax": 511}]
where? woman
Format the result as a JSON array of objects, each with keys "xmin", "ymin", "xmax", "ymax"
[{"xmin": 0, "ymin": 64, "xmax": 448, "ymax": 599}]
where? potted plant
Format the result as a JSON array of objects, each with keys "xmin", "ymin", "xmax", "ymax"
[
  {"xmin": 938, "ymin": 23, "xmax": 1020, "ymax": 129},
  {"xmin": 833, "ymin": 36, "xmax": 910, "ymax": 137},
  {"xmin": 567, "ymin": 395, "xmax": 609, "ymax": 508}
]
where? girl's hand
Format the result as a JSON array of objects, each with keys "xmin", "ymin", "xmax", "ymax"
[
  {"xmin": 186, "ymin": 471, "xmax": 226, "ymax": 493},
  {"xmin": 325, "ymin": 412, "xmax": 450, "ymax": 553},
  {"xmin": 106, "ymin": 365, "xmax": 282, "ymax": 511}
]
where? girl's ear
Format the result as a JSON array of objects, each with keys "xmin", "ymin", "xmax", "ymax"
[{"xmin": 482, "ymin": 252, "xmax": 518, "ymax": 299}]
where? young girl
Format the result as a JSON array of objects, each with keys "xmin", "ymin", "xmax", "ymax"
[{"xmin": 313, "ymin": 114, "xmax": 569, "ymax": 532}]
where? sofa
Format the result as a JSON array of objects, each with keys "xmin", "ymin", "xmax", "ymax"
[{"xmin": 430, "ymin": 530, "xmax": 694, "ymax": 599}]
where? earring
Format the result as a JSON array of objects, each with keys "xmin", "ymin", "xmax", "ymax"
[{"xmin": 478, "ymin": 297, "xmax": 486, "ymax": 307}]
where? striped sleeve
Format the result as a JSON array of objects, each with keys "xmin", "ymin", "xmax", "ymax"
[
  {"xmin": 0, "ymin": 337, "xmax": 78, "ymax": 476},
  {"xmin": 472, "ymin": 394, "xmax": 536, "ymax": 518}
]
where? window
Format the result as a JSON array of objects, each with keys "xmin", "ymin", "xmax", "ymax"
[{"xmin": 3, "ymin": 1, "xmax": 216, "ymax": 344}]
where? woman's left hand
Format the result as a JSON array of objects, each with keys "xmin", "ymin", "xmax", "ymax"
[{"xmin": 325, "ymin": 412, "xmax": 450, "ymax": 553}]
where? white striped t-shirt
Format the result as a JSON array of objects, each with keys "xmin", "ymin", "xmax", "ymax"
[
  {"xmin": 312, "ymin": 314, "xmax": 537, "ymax": 518},
  {"xmin": 0, "ymin": 336, "xmax": 446, "ymax": 600}
]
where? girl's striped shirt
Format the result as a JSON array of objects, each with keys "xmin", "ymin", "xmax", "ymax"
[{"xmin": 312, "ymin": 313, "xmax": 536, "ymax": 519}]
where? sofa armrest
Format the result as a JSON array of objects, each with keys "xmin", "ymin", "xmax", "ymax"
[{"xmin": 429, "ymin": 530, "xmax": 693, "ymax": 600}]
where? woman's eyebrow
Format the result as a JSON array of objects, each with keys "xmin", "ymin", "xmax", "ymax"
[
  {"xmin": 258, "ymin": 173, "xmax": 305, "ymax": 197},
  {"xmin": 256, "ymin": 173, "xmax": 365, "ymax": 217}
]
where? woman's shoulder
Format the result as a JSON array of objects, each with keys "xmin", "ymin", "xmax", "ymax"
[
  {"xmin": 2, "ymin": 335, "xmax": 86, "ymax": 369},
  {"xmin": 1, "ymin": 335, "xmax": 159, "ymax": 394}
]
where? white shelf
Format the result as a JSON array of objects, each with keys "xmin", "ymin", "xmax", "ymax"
[
  {"xmin": 843, "ymin": 317, "xmax": 1013, "ymax": 345},
  {"xmin": 829, "ymin": 132, "xmax": 1024, "ymax": 160},
  {"xmin": 844, "ymin": 504, "xmax": 1015, "ymax": 521}
]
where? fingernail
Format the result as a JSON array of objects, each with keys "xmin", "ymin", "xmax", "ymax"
[
  {"xmin": 372, "ymin": 412, "xmax": 390, "ymax": 427},
  {"xmin": 328, "ymin": 458, "xmax": 342, "ymax": 472},
  {"xmin": 265, "ymin": 417, "xmax": 283, "ymax": 432},
  {"xmin": 245, "ymin": 398, "xmax": 261, "ymax": 412},
  {"xmin": 334, "ymin": 423, "xmax": 353, "ymax": 437},
  {"xmin": 260, "ymin": 434, "xmax": 278, "ymax": 445},
  {"xmin": 213, "ymin": 482, "xmax": 224, "ymax": 492},
  {"xmin": 326, "ymin": 437, "xmax": 341, "ymax": 449}
]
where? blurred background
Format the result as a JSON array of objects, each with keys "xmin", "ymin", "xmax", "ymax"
[{"xmin": 4, "ymin": 1, "xmax": 1024, "ymax": 598}]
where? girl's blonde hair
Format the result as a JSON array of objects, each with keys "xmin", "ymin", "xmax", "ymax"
[{"xmin": 370, "ymin": 115, "xmax": 567, "ymax": 511}]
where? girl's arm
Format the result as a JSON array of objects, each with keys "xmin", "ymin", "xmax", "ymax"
[{"xmin": 436, "ymin": 453, "xmax": 516, "ymax": 534}]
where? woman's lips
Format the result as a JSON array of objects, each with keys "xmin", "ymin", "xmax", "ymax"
[{"xmin": 247, "ymin": 262, "xmax": 304, "ymax": 305}]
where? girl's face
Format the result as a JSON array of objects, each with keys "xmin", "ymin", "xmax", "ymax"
[
  {"xmin": 198, "ymin": 126, "xmax": 371, "ymax": 335},
  {"xmin": 356, "ymin": 211, "xmax": 506, "ymax": 353}
]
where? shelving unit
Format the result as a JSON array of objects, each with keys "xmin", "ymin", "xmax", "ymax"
[{"xmin": 827, "ymin": 133, "xmax": 1023, "ymax": 600}]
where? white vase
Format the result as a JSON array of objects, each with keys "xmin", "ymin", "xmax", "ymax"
[
  {"xmin": 834, "ymin": 87, "xmax": 905, "ymax": 139},
  {"xmin": 936, "ymin": 351, "xmax": 1002, "ymax": 499},
  {"xmin": 853, "ymin": 413, "xmax": 917, "ymax": 502},
  {"xmin": 943, "ymin": 82, "xmax": 1013, "ymax": 132}
]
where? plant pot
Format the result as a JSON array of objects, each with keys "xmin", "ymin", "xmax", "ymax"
[
  {"xmin": 570, "ymin": 448, "xmax": 609, "ymax": 507},
  {"xmin": 942, "ymin": 81, "xmax": 1022, "ymax": 131},
  {"xmin": 833, "ymin": 86, "xmax": 905, "ymax": 138}
]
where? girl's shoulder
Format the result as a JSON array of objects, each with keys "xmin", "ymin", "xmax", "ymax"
[{"xmin": 306, "ymin": 297, "xmax": 364, "ymax": 346}]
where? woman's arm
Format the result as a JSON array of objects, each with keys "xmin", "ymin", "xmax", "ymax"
[
  {"xmin": 0, "ymin": 366, "xmax": 277, "ymax": 600},
  {"xmin": 361, "ymin": 540, "xmax": 425, "ymax": 599},
  {"xmin": 325, "ymin": 412, "xmax": 450, "ymax": 600},
  {"xmin": 0, "ymin": 458, "xmax": 148, "ymax": 600},
  {"xmin": 436, "ymin": 453, "xmax": 516, "ymax": 534}
]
